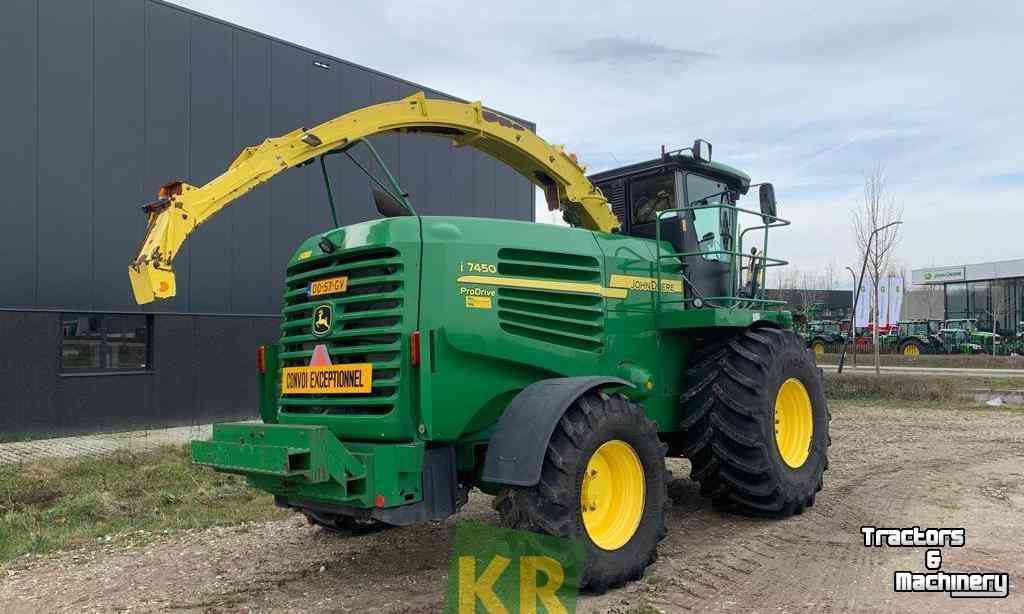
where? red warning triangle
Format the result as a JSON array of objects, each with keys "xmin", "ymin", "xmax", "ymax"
[{"xmin": 310, "ymin": 344, "xmax": 332, "ymax": 366}]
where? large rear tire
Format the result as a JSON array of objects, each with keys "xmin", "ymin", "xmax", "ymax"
[
  {"xmin": 679, "ymin": 325, "xmax": 830, "ymax": 516},
  {"xmin": 494, "ymin": 392, "xmax": 667, "ymax": 592},
  {"xmin": 900, "ymin": 338, "xmax": 924, "ymax": 357},
  {"xmin": 810, "ymin": 337, "xmax": 828, "ymax": 356}
]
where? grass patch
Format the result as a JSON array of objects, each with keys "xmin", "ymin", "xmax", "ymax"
[
  {"xmin": 824, "ymin": 372, "xmax": 960, "ymax": 402},
  {"xmin": 824, "ymin": 372, "xmax": 1023, "ymax": 406},
  {"xmin": 817, "ymin": 352, "xmax": 1024, "ymax": 370},
  {"xmin": 0, "ymin": 445, "xmax": 286, "ymax": 564}
]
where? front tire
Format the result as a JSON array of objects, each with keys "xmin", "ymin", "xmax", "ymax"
[
  {"xmin": 679, "ymin": 325, "xmax": 830, "ymax": 516},
  {"xmin": 494, "ymin": 392, "xmax": 667, "ymax": 592}
]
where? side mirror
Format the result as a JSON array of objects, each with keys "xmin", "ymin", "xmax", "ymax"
[
  {"xmin": 373, "ymin": 187, "xmax": 412, "ymax": 218},
  {"xmin": 692, "ymin": 139, "xmax": 712, "ymax": 163},
  {"xmin": 759, "ymin": 183, "xmax": 777, "ymax": 223}
]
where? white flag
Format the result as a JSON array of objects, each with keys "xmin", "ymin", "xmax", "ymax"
[
  {"xmin": 887, "ymin": 277, "xmax": 905, "ymax": 325},
  {"xmin": 877, "ymin": 280, "xmax": 890, "ymax": 327},
  {"xmin": 855, "ymin": 278, "xmax": 873, "ymax": 328}
]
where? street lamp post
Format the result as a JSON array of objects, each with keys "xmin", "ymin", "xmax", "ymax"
[
  {"xmin": 837, "ymin": 220, "xmax": 902, "ymax": 375},
  {"xmin": 846, "ymin": 266, "xmax": 857, "ymax": 367}
]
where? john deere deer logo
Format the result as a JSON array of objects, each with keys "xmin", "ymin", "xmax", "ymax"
[{"xmin": 312, "ymin": 304, "xmax": 333, "ymax": 337}]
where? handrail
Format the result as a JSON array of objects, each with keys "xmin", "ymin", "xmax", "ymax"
[{"xmin": 653, "ymin": 203, "xmax": 790, "ymax": 313}]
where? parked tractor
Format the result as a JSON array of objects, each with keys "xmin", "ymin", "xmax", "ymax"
[
  {"xmin": 941, "ymin": 318, "xmax": 1001, "ymax": 354},
  {"xmin": 806, "ymin": 320, "xmax": 845, "ymax": 355},
  {"xmin": 892, "ymin": 319, "xmax": 943, "ymax": 356},
  {"xmin": 128, "ymin": 93, "xmax": 829, "ymax": 591}
]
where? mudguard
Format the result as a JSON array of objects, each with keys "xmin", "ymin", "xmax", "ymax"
[{"xmin": 481, "ymin": 376, "xmax": 632, "ymax": 487}]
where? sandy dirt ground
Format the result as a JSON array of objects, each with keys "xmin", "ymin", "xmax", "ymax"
[{"xmin": 2, "ymin": 401, "xmax": 1023, "ymax": 613}]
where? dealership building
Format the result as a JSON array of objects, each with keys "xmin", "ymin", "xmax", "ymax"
[
  {"xmin": 911, "ymin": 259, "xmax": 1024, "ymax": 334},
  {"xmin": 0, "ymin": 0, "xmax": 534, "ymax": 437}
]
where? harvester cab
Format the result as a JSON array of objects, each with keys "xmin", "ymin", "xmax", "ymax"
[
  {"xmin": 589, "ymin": 140, "xmax": 784, "ymax": 310},
  {"xmin": 128, "ymin": 93, "xmax": 828, "ymax": 593}
]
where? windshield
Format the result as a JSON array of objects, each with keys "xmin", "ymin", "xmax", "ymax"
[
  {"xmin": 906, "ymin": 323, "xmax": 928, "ymax": 336},
  {"xmin": 686, "ymin": 173, "xmax": 735, "ymax": 263},
  {"xmin": 946, "ymin": 320, "xmax": 976, "ymax": 332}
]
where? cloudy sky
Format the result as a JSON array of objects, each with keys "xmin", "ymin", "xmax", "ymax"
[{"xmin": 175, "ymin": 0, "xmax": 1023, "ymax": 287}]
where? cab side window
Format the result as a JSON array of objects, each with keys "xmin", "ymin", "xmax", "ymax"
[{"xmin": 630, "ymin": 174, "xmax": 676, "ymax": 226}]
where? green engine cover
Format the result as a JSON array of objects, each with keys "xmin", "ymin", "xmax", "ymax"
[{"xmin": 196, "ymin": 215, "xmax": 790, "ymax": 509}]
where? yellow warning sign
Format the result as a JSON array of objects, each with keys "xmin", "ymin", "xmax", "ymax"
[{"xmin": 281, "ymin": 364, "xmax": 372, "ymax": 394}]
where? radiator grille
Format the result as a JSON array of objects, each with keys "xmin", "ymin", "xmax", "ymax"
[{"xmin": 278, "ymin": 247, "xmax": 404, "ymax": 416}]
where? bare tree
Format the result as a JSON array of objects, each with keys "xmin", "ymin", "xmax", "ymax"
[
  {"xmin": 797, "ymin": 270, "xmax": 826, "ymax": 317},
  {"xmin": 850, "ymin": 165, "xmax": 903, "ymax": 373},
  {"xmin": 823, "ymin": 260, "xmax": 837, "ymax": 292}
]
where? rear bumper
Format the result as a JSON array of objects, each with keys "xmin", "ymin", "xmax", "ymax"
[{"xmin": 191, "ymin": 423, "xmax": 423, "ymax": 509}]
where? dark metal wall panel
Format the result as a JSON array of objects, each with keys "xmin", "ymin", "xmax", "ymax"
[
  {"xmin": 424, "ymin": 136, "xmax": 455, "ymax": 216},
  {"xmin": 472, "ymin": 151, "xmax": 498, "ymax": 218},
  {"xmin": 306, "ymin": 54, "xmax": 341, "ymax": 234},
  {"xmin": 515, "ymin": 174, "xmax": 536, "ymax": 222},
  {"xmin": 151, "ymin": 312, "xmax": 196, "ymax": 424},
  {"xmin": 394, "ymin": 83, "xmax": 429, "ymax": 217},
  {"xmin": 0, "ymin": 312, "xmax": 280, "ymax": 437},
  {"xmin": 420, "ymin": 90, "xmax": 456, "ymax": 216},
  {"xmin": 0, "ymin": 0, "xmax": 38, "ymax": 308},
  {"xmin": 187, "ymin": 16, "xmax": 235, "ymax": 314},
  {"xmin": 230, "ymin": 30, "xmax": 274, "ymax": 315},
  {"xmin": 57, "ymin": 372, "xmax": 155, "ymax": 434},
  {"xmin": 368, "ymin": 74, "xmax": 401, "ymax": 195},
  {"xmin": 144, "ymin": 1, "xmax": 191, "ymax": 313},
  {"xmin": 93, "ymin": 0, "xmax": 146, "ymax": 311},
  {"xmin": 1, "ymin": 0, "xmax": 534, "ymax": 319},
  {"xmin": 36, "ymin": 0, "xmax": 94, "ymax": 309},
  {"xmin": 268, "ymin": 41, "xmax": 310, "ymax": 294},
  {"xmin": 194, "ymin": 316, "xmax": 257, "ymax": 419},
  {"xmin": 494, "ymin": 151, "xmax": 517, "ymax": 224},
  {"xmin": 451, "ymin": 146, "xmax": 476, "ymax": 217},
  {"xmin": 0, "ymin": 312, "xmax": 58, "ymax": 436},
  {"xmin": 335, "ymin": 64, "xmax": 376, "ymax": 224}
]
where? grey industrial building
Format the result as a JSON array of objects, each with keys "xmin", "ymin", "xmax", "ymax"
[{"xmin": 0, "ymin": 0, "xmax": 534, "ymax": 437}]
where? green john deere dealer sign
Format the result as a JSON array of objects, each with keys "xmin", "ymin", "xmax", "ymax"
[{"xmin": 921, "ymin": 266, "xmax": 966, "ymax": 283}]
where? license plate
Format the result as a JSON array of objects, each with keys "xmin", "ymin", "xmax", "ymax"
[
  {"xmin": 280, "ymin": 364, "xmax": 372, "ymax": 394},
  {"xmin": 308, "ymin": 275, "xmax": 348, "ymax": 297}
]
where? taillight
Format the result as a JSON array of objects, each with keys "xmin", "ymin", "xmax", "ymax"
[
  {"xmin": 410, "ymin": 331, "xmax": 421, "ymax": 367},
  {"xmin": 257, "ymin": 345, "xmax": 267, "ymax": 374}
]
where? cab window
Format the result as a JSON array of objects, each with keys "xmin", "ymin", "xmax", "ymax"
[
  {"xmin": 686, "ymin": 173, "xmax": 732, "ymax": 262},
  {"xmin": 630, "ymin": 173, "xmax": 676, "ymax": 226}
]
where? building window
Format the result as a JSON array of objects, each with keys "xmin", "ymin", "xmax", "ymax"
[
  {"xmin": 991, "ymin": 280, "xmax": 1014, "ymax": 335},
  {"xmin": 945, "ymin": 282, "xmax": 968, "ymax": 319},
  {"xmin": 968, "ymin": 281, "xmax": 991, "ymax": 330},
  {"xmin": 61, "ymin": 314, "xmax": 152, "ymax": 373}
]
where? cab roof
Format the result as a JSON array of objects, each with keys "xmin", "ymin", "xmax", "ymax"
[{"xmin": 588, "ymin": 152, "xmax": 752, "ymax": 192}]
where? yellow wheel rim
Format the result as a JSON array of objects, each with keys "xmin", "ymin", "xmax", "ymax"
[
  {"xmin": 580, "ymin": 440, "xmax": 645, "ymax": 550},
  {"xmin": 812, "ymin": 342, "xmax": 825, "ymax": 355},
  {"xmin": 903, "ymin": 344, "xmax": 920, "ymax": 356},
  {"xmin": 774, "ymin": 378, "xmax": 813, "ymax": 469}
]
